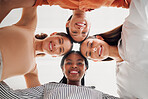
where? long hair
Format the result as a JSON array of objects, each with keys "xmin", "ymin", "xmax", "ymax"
[
  {"xmin": 95, "ymin": 25, "xmax": 122, "ymax": 46},
  {"xmin": 81, "ymin": 25, "xmax": 122, "ymax": 61},
  {"xmin": 59, "ymin": 51, "xmax": 88, "ymax": 86},
  {"xmin": 66, "ymin": 15, "xmax": 89, "ymax": 43},
  {"xmin": 35, "ymin": 32, "xmax": 73, "ymax": 56}
]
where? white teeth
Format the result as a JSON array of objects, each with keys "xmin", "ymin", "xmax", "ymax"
[
  {"xmin": 93, "ymin": 48, "xmax": 97, "ymax": 52},
  {"xmin": 50, "ymin": 42, "xmax": 52, "ymax": 51},
  {"xmin": 78, "ymin": 24, "xmax": 84, "ymax": 25},
  {"xmin": 77, "ymin": 23, "xmax": 85, "ymax": 26},
  {"xmin": 70, "ymin": 71, "xmax": 78, "ymax": 73},
  {"xmin": 99, "ymin": 47, "xmax": 101, "ymax": 56}
]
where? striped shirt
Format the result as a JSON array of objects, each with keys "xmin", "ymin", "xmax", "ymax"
[{"xmin": 0, "ymin": 81, "xmax": 120, "ymax": 99}]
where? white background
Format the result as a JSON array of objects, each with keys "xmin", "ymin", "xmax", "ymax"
[{"xmin": 0, "ymin": 6, "xmax": 129, "ymax": 97}]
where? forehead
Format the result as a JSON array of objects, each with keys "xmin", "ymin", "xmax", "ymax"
[
  {"xmin": 66, "ymin": 53, "xmax": 84, "ymax": 61},
  {"xmin": 81, "ymin": 38, "xmax": 92, "ymax": 46},
  {"xmin": 80, "ymin": 39, "xmax": 92, "ymax": 56}
]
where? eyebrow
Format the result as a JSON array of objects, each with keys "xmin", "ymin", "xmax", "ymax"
[
  {"xmin": 87, "ymin": 41, "xmax": 89, "ymax": 47},
  {"xmin": 77, "ymin": 59, "xmax": 83, "ymax": 61},
  {"xmin": 66, "ymin": 59, "xmax": 72, "ymax": 61},
  {"xmin": 63, "ymin": 47, "xmax": 64, "ymax": 53},
  {"xmin": 85, "ymin": 51, "xmax": 88, "ymax": 57},
  {"xmin": 72, "ymin": 31, "xmax": 78, "ymax": 33},
  {"xmin": 85, "ymin": 41, "xmax": 90, "ymax": 57}
]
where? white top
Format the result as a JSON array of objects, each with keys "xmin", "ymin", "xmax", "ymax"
[{"xmin": 117, "ymin": 0, "xmax": 148, "ymax": 98}]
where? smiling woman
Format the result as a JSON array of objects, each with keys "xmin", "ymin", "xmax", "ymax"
[
  {"xmin": 66, "ymin": 10, "xmax": 91, "ymax": 43},
  {"xmin": 60, "ymin": 51, "xmax": 88, "ymax": 86},
  {"xmin": 35, "ymin": 32, "xmax": 73, "ymax": 57},
  {"xmin": 80, "ymin": 25, "xmax": 122, "ymax": 62},
  {"xmin": 0, "ymin": 1, "xmax": 74, "ymax": 84}
]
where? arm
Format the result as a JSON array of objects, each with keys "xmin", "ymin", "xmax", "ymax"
[
  {"xmin": 0, "ymin": 81, "xmax": 43, "ymax": 98},
  {"xmin": 24, "ymin": 64, "xmax": 41, "ymax": 88},
  {"xmin": 0, "ymin": 0, "xmax": 36, "ymax": 23},
  {"xmin": 15, "ymin": 7, "xmax": 37, "ymax": 30}
]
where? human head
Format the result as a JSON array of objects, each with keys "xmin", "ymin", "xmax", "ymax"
[
  {"xmin": 80, "ymin": 25, "xmax": 122, "ymax": 61},
  {"xmin": 35, "ymin": 32, "xmax": 73, "ymax": 56},
  {"xmin": 66, "ymin": 10, "xmax": 91, "ymax": 43},
  {"xmin": 60, "ymin": 51, "xmax": 88, "ymax": 86}
]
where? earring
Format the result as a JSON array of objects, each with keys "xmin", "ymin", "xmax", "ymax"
[
  {"xmin": 50, "ymin": 32, "xmax": 57, "ymax": 36},
  {"xmin": 52, "ymin": 56, "xmax": 57, "ymax": 57},
  {"xmin": 96, "ymin": 35, "xmax": 104, "ymax": 40}
]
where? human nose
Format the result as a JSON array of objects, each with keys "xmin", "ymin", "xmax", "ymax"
[
  {"xmin": 91, "ymin": 47, "xmax": 97, "ymax": 53},
  {"xmin": 54, "ymin": 43, "xmax": 61, "ymax": 48},
  {"xmin": 72, "ymin": 64, "xmax": 77, "ymax": 69},
  {"xmin": 78, "ymin": 26, "xmax": 85, "ymax": 30}
]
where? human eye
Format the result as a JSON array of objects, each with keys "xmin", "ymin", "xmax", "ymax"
[
  {"xmin": 89, "ymin": 51, "xmax": 91, "ymax": 57},
  {"xmin": 77, "ymin": 62, "xmax": 83, "ymax": 65},
  {"xmin": 59, "ymin": 38, "xmax": 61, "ymax": 44},
  {"xmin": 90, "ymin": 42, "xmax": 93, "ymax": 48},
  {"xmin": 66, "ymin": 62, "xmax": 72, "ymax": 65},
  {"xmin": 73, "ymin": 31, "xmax": 77, "ymax": 34}
]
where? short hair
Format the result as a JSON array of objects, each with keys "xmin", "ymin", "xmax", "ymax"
[{"xmin": 66, "ymin": 15, "xmax": 90, "ymax": 43}]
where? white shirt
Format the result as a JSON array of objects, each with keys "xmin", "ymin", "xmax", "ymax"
[{"xmin": 117, "ymin": 0, "xmax": 148, "ymax": 98}]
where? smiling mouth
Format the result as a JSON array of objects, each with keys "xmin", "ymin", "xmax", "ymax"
[
  {"xmin": 97, "ymin": 45, "xmax": 102, "ymax": 57},
  {"xmin": 49, "ymin": 41, "xmax": 53, "ymax": 51},
  {"xmin": 69, "ymin": 70, "xmax": 79, "ymax": 74},
  {"xmin": 76, "ymin": 22, "xmax": 86, "ymax": 27}
]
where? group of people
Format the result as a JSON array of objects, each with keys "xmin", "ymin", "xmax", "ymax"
[{"xmin": 0, "ymin": 0, "xmax": 148, "ymax": 99}]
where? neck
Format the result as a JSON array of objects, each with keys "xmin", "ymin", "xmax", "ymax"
[
  {"xmin": 67, "ymin": 80, "xmax": 81, "ymax": 86},
  {"xmin": 73, "ymin": 10, "xmax": 86, "ymax": 17},
  {"xmin": 35, "ymin": 39, "xmax": 44, "ymax": 52},
  {"xmin": 109, "ymin": 46, "xmax": 123, "ymax": 62}
]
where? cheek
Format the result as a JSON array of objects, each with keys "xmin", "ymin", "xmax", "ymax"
[
  {"xmin": 81, "ymin": 45, "xmax": 87, "ymax": 56},
  {"xmin": 63, "ymin": 65, "xmax": 70, "ymax": 72}
]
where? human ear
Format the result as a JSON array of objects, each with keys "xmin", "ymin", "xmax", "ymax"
[
  {"xmin": 66, "ymin": 20, "xmax": 70, "ymax": 27},
  {"xmin": 92, "ymin": 59, "xmax": 99, "ymax": 62},
  {"xmin": 96, "ymin": 35, "xmax": 104, "ymax": 40},
  {"xmin": 50, "ymin": 32, "xmax": 57, "ymax": 36},
  {"xmin": 52, "ymin": 55, "xmax": 57, "ymax": 57}
]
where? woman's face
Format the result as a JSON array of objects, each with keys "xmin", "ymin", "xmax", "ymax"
[
  {"xmin": 81, "ymin": 38, "xmax": 110, "ymax": 61},
  {"xmin": 66, "ymin": 15, "xmax": 91, "ymax": 42},
  {"xmin": 62, "ymin": 53, "xmax": 87, "ymax": 82},
  {"xmin": 42, "ymin": 35, "xmax": 72, "ymax": 56}
]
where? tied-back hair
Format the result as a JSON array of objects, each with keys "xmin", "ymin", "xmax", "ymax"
[
  {"xmin": 59, "ymin": 75, "xmax": 85, "ymax": 86},
  {"xmin": 81, "ymin": 25, "xmax": 122, "ymax": 61},
  {"xmin": 35, "ymin": 32, "xmax": 73, "ymax": 56},
  {"xmin": 95, "ymin": 25, "xmax": 122, "ymax": 46},
  {"xmin": 66, "ymin": 15, "xmax": 89, "ymax": 43},
  {"xmin": 60, "ymin": 51, "xmax": 89, "ymax": 86}
]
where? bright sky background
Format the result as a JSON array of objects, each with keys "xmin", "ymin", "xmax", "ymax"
[{"xmin": 0, "ymin": 6, "xmax": 129, "ymax": 97}]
